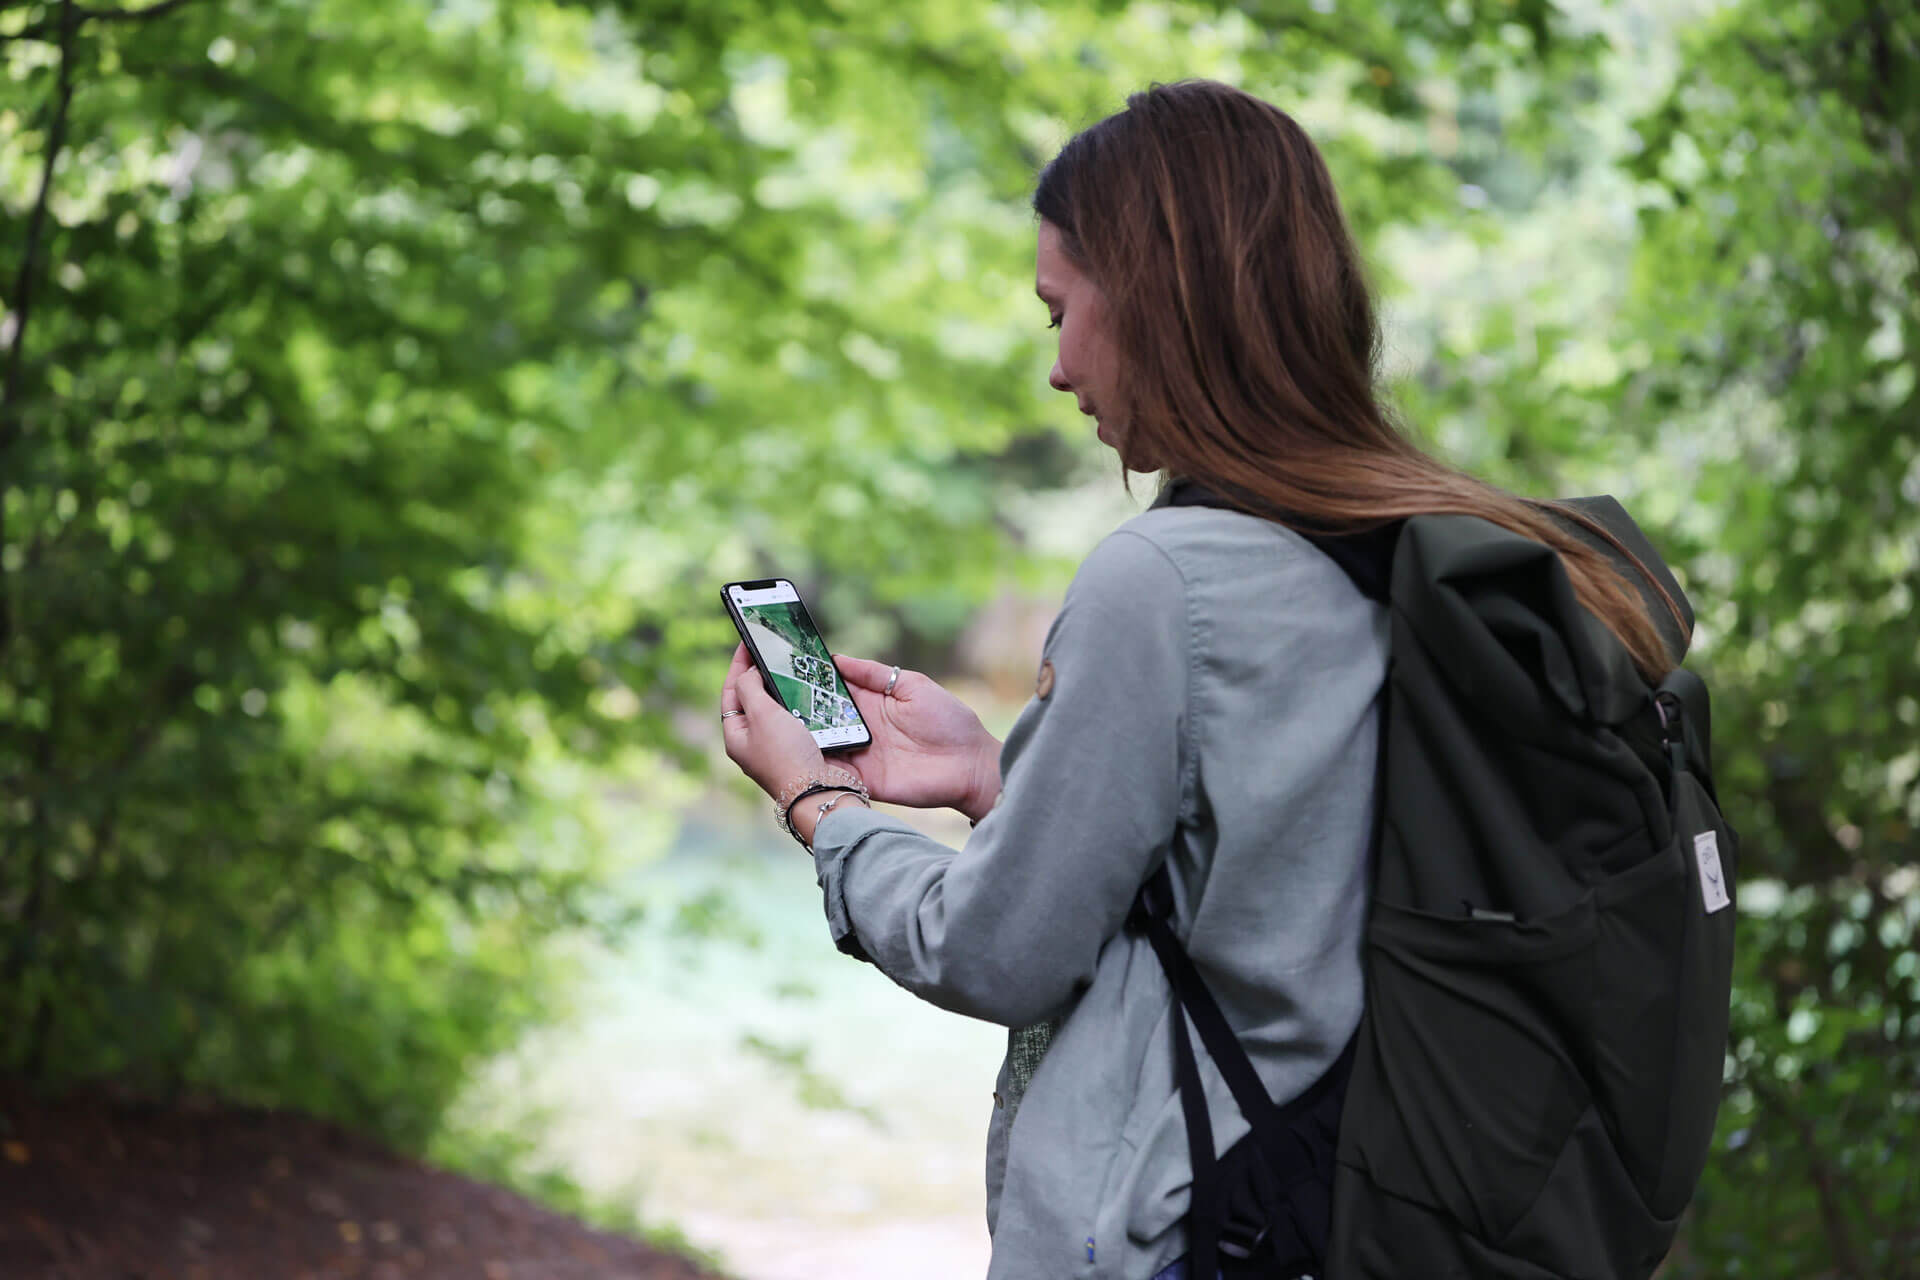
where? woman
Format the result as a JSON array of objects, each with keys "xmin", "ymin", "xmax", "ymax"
[{"xmin": 719, "ymin": 79, "xmax": 1678, "ymax": 1280}]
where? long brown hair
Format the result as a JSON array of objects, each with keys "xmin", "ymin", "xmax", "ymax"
[{"xmin": 1033, "ymin": 80, "xmax": 1687, "ymax": 683}]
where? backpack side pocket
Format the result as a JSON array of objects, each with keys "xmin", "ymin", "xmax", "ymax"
[{"xmin": 1353, "ymin": 889, "xmax": 1600, "ymax": 1242}]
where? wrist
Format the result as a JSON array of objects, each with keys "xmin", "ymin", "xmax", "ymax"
[
  {"xmin": 793, "ymin": 789, "xmax": 870, "ymax": 848},
  {"xmin": 957, "ymin": 735, "xmax": 1004, "ymax": 824},
  {"xmin": 775, "ymin": 768, "xmax": 868, "ymax": 845}
]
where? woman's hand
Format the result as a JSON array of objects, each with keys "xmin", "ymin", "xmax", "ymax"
[
  {"xmin": 720, "ymin": 644, "xmax": 829, "ymax": 800},
  {"xmin": 831, "ymin": 654, "xmax": 1002, "ymax": 821}
]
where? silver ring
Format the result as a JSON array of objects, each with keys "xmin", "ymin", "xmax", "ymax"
[
  {"xmin": 883, "ymin": 665, "xmax": 901, "ymax": 697},
  {"xmin": 721, "ymin": 709, "xmax": 746, "ymax": 720}
]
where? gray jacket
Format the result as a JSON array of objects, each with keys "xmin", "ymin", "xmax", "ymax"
[{"xmin": 809, "ymin": 490, "xmax": 1389, "ymax": 1279}]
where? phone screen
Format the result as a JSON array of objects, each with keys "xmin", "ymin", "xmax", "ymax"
[{"xmin": 725, "ymin": 579, "xmax": 872, "ymax": 751}]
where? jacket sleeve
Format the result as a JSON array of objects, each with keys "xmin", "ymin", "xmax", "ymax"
[{"xmin": 807, "ymin": 529, "xmax": 1193, "ymax": 1027}]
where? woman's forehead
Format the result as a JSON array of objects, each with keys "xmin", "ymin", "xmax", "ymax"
[{"xmin": 1034, "ymin": 221, "xmax": 1077, "ymax": 294}]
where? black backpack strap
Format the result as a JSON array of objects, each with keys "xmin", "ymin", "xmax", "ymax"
[
  {"xmin": 1132, "ymin": 863, "xmax": 1297, "ymax": 1140},
  {"xmin": 1164, "ymin": 958, "xmax": 1226, "ymax": 1280},
  {"xmin": 1130, "ymin": 855, "xmax": 1358, "ymax": 1276},
  {"xmin": 1147, "ymin": 475, "xmax": 1390, "ymax": 1274}
]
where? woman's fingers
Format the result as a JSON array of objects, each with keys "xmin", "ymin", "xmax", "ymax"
[
  {"xmin": 833, "ymin": 653, "xmax": 898, "ymax": 693},
  {"xmin": 722, "ymin": 644, "xmax": 752, "ymax": 712},
  {"xmin": 721, "ymin": 673, "xmax": 753, "ymax": 751},
  {"xmin": 722, "ymin": 659, "xmax": 784, "ymax": 763},
  {"xmin": 739, "ymin": 662, "xmax": 780, "ymax": 712},
  {"xmin": 833, "ymin": 656, "xmax": 899, "ymax": 729},
  {"xmin": 721, "ymin": 646, "xmax": 780, "ymax": 762},
  {"xmin": 721, "ymin": 648, "xmax": 829, "ymax": 792},
  {"xmin": 841, "ymin": 682, "xmax": 886, "ymax": 732},
  {"xmin": 721, "ymin": 645, "xmax": 751, "ymax": 742}
]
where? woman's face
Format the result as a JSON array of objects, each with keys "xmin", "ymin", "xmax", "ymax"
[{"xmin": 1035, "ymin": 219, "xmax": 1125, "ymax": 455}]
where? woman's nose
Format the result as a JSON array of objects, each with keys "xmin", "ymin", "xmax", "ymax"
[{"xmin": 1049, "ymin": 360, "xmax": 1071, "ymax": 393}]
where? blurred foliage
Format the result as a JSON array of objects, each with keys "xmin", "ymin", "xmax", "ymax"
[
  {"xmin": 0, "ymin": 0, "xmax": 1911, "ymax": 1272},
  {"xmin": 0, "ymin": 0, "xmax": 1578, "ymax": 1149},
  {"xmin": 1612, "ymin": 1, "xmax": 1920, "ymax": 1272},
  {"xmin": 739, "ymin": 1030, "xmax": 885, "ymax": 1127},
  {"xmin": 1393, "ymin": 2, "xmax": 1920, "ymax": 1272},
  {"xmin": 1690, "ymin": 883, "xmax": 1920, "ymax": 1279}
]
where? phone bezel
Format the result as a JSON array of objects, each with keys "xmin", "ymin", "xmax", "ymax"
[{"xmin": 721, "ymin": 577, "xmax": 874, "ymax": 754}]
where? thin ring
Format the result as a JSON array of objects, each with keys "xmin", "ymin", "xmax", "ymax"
[
  {"xmin": 883, "ymin": 665, "xmax": 901, "ymax": 697},
  {"xmin": 721, "ymin": 709, "xmax": 746, "ymax": 720}
]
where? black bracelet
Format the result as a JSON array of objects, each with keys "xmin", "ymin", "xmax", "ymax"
[{"xmin": 781, "ymin": 783, "xmax": 861, "ymax": 842}]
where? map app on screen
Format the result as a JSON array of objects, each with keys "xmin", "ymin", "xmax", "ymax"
[{"xmin": 732, "ymin": 584, "xmax": 866, "ymax": 745}]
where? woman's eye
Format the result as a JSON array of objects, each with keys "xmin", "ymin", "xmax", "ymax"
[{"xmin": 1047, "ymin": 315, "xmax": 1062, "ymax": 330}]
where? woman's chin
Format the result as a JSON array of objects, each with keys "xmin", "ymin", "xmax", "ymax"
[{"xmin": 1096, "ymin": 420, "xmax": 1143, "ymax": 464}]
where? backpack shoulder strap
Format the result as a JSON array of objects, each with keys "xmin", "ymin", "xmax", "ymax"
[
  {"xmin": 1157, "ymin": 478, "xmax": 1398, "ymax": 604},
  {"xmin": 1128, "ymin": 853, "xmax": 1358, "ymax": 1279}
]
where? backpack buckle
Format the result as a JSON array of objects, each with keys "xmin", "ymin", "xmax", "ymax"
[
  {"xmin": 1654, "ymin": 690, "xmax": 1687, "ymax": 774},
  {"xmin": 1219, "ymin": 1219, "xmax": 1270, "ymax": 1261}
]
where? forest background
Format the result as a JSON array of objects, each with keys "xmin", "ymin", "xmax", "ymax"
[{"xmin": 2, "ymin": 0, "xmax": 1915, "ymax": 1275}]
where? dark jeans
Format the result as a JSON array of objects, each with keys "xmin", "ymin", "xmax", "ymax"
[
  {"xmin": 1150, "ymin": 1261, "xmax": 1221, "ymax": 1280},
  {"xmin": 1151, "ymin": 1262, "xmax": 1316, "ymax": 1280}
]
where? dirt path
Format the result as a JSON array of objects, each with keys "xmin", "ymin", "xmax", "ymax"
[{"xmin": 0, "ymin": 1080, "xmax": 725, "ymax": 1280}]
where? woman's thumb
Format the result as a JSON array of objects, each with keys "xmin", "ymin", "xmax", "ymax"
[{"xmin": 739, "ymin": 669, "xmax": 787, "ymax": 718}]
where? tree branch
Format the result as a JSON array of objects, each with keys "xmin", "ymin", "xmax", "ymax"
[
  {"xmin": 1748, "ymin": 1072, "xmax": 1876, "ymax": 1279},
  {"xmin": 0, "ymin": 1, "xmax": 78, "ymax": 440},
  {"xmin": 0, "ymin": 0, "xmax": 78, "ymax": 661},
  {"xmin": 2, "ymin": 686, "xmax": 58, "ymax": 1075},
  {"xmin": 1, "ymin": 0, "xmax": 200, "ymax": 43},
  {"xmin": 80, "ymin": 0, "xmax": 198, "ymax": 18},
  {"xmin": 1854, "ymin": 1, "xmax": 1920, "ymax": 268}
]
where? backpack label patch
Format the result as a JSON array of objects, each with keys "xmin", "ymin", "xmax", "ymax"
[{"xmin": 1693, "ymin": 831, "xmax": 1730, "ymax": 914}]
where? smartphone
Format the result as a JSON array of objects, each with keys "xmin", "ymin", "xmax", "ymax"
[{"xmin": 721, "ymin": 578, "xmax": 874, "ymax": 753}]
